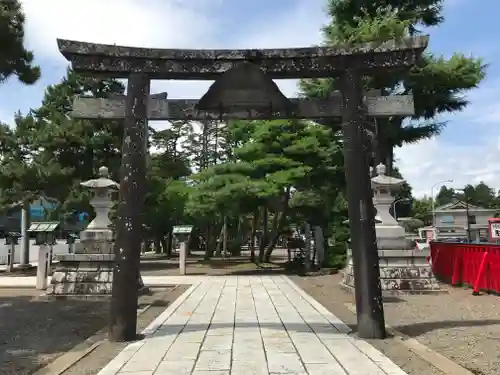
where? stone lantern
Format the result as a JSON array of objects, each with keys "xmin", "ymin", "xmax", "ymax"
[
  {"xmin": 342, "ymin": 163, "xmax": 441, "ymax": 295},
  {"xmin": 49, "ymin": 166, "xmax": 119, "ymax": 298},
  {"xmin": 79, "ymin": 166, "xmax": 119, "ymax": 249},
  {"xmin": 371, "ymin": 163, "xmax": 408, "ymax": 250}
]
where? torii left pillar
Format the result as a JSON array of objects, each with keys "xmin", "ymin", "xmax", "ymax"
[{"xmin": 109, "ymin": 73, "xmax": 149, "ymax": 342}]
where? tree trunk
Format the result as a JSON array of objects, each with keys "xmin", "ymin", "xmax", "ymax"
[
  {"xmin": 375, "ymin": 118, "xmax": 399, "ymax": 176},
  {"xmin": 215, "ymin": 221, "xmax": 224, "ymax": 256},
  {"xmin": 109, "ymin": 73, "xmax": 149, "ymax": 342},
  {"xmin": 142, "ymin": 239, "xmax": 152, "ymax": 254},
  {"xmin": 205, "ymin": 223, "xmax": 217, "ymax": 259},
  {"xmin": 258, "ymin": 206, "xmax": 268, "ymax": 263},
  {"xmin": 385, "ymin": 146, "xmax": 394, "ymax": 177},
  {"xmin": 264, "ymin": 189, "xmax": 290, "ymax": 262},
  {"xmin": 374, "ymin": 132, "xmax": 381, "ymax": 168},
  {"xmin": 161, "ymin": 236, "xmax": 168, "ymax": 255},
  {"xmin": 165, "ymin": 228, "xmax": 173, "ymax": 257},
  {"xmin": 304, "ymin": 222, "xmax": 313, "ymax": 272},
  {"xmin": 340, "ymin": 69, "xmax": 385, "ymax": 339},
  {"xmin": 222, "ymin": 216, "xmax": 228, "ymax": 257},
  {"xmin": 250, "ymin": 210, "xmax": 258, "ymax": 262},
  {"xmin": 263, "ymin": 212, "xmax": 281, "ymax": 263},
  {"xmin": 201, "ymin": 121, "xmax": 211, "ymax": 170},
  {"xmin": 154, "ymin": 236, "xmax": 162, "ymax": 254},
  {"xmin": 315, "ymin": 226, "xmax": 326, "ymax": 267}
]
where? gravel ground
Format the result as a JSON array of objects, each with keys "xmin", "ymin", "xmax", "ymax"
[
  {"xmin": 293, "ymin": 273, "xmax": 500, "ymax": 375},
  {"xmin": 0, "ymin": 286, "xmax": 186, "ymax": 375}
]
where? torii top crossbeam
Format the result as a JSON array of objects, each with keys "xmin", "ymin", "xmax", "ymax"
[{"xmin": 56, "ymin": 36, "xmax": 429, "ymax": 80}]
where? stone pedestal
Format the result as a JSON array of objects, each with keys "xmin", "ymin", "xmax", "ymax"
[
  {"xmin": 51, "ymin": 254, "xmax": 114, "ymax": 297},
  {"xmin": 49, "ymin": 166, "xmax": 118, "ymax": 299},
  {"xmin": 342, "ymin": 248, "xmax": 440, "ymax": 295},
  {"xmin": 341, "ymin": 164, "xmax": 441, "ymax": 295}
]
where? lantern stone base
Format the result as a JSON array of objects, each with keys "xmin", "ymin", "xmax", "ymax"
[
  {"xmin": 48, "ymin": 253, "xmax": 114, "ymax": 299},
  {"xmin": 375, "ymin": 225, "xmax": 412, "ymax": 250},
  {"xmin": 341, "ymin": 249, "xmax": 443, "ymax": 295}
]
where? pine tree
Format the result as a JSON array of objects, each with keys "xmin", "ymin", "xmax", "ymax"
[
  {"xmin": 0, "ymin": 0, "xmax": 40, "ymax": 84},
  {"xmin": 300, "ymin": 0, "xmax": 486, "ymax": 174}
]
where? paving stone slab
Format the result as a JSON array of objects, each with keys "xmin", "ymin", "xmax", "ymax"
[{"xmin": 92, "ymin": 275, "xmax": 409, "ymax": 375}]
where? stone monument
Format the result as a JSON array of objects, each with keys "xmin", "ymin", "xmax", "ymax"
[
  {"xmin": 49, "ymin": 166, "xmax": 118, "ymax": 298},
  {"xmin": 343, "ymin": 163, "xmax": 440, "ymax": 294}
]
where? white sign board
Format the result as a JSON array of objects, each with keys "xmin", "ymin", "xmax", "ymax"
[
  {"xmin": 491, "ymin": 223, "xmax": 500, "ymax": 239},
  {"xmin": 172, "ymin": 225, "xmax": 193, "ymax": 235}
]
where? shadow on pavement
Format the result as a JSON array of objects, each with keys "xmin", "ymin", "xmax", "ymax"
[
  {"xmin": 149, "ymin": 321, "xmax": 351, "ymax": 337},
  {"xmin": 394, "ymin": 319, "xmax": 500, "ymax": 337}
]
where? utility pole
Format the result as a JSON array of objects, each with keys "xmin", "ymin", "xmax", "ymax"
[
  {"xmin": 455, "ymin": 189, "xmax": 471, "ymax": 243},
  {"xmin": 465, "ymin": 198, "xmax": 471, "ymax": 243}
]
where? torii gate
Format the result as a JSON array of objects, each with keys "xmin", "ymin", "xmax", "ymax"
[{"xmin": 57, "ymin": 35, "xmax": 428, "ymax": 341}]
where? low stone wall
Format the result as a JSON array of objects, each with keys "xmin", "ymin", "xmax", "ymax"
[
  {"xmin": 49, "ymin": 254, "xmax": 114, "ymax": 298},
  {"xmin": 342, "ymin": 249, "xmax": 442, "ymax": 295}
]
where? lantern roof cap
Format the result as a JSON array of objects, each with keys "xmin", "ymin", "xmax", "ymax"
[
  {"xmin": 371, "ymin": 163, "xmax": 404, "ymax": 189},
  {"xmin": 80, "ymin": 166, "xmax": 119, "ymax": 189}
]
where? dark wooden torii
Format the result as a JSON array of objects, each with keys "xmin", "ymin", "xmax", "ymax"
[{"xmin": 57, "ymin": 35, "xmax": 428, "ymax": 342}]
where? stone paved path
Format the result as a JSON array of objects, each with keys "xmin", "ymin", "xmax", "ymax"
[{"xmin": 98, "ymin": 275, "xmax": 407, "ymax": 375}]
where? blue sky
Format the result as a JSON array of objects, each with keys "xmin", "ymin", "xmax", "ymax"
[{"xmin": 0, "ymin": 0, "xmax": 498, "ymax": 197}]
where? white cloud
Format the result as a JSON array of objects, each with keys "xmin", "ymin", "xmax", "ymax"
[
  {"xmin": 396, "ymin": 137, "xmax": 495, "ymax": 197},
  {"xmin": 21, "ymin": 0, "xmax": 220, "ymax": 55},
  {"xmin": 395, "ymin": 129, "xmax": 500, "ymax": 198},
  {"xmin": 396, "ymin": 77, "xmax": 500, "ymax": 198},
  {"xmin": 19, "ymin": 0, "xmax": 325, "ymax": 100}
]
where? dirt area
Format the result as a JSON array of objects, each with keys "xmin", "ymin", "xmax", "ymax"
[
  {"xmin": 293, "ymin": 273, "xmax": 500, "ymax": 375},
  {"xmin": 140, "ymin": 250, "xmax": 290, "ymax": 277},
  {"xmin": 0, "ymin": 249, "xmax": 290, "ymax": 278},
  {"xmin": 0, "ymin": 285, "xmax": 188, "ymax": 375}
]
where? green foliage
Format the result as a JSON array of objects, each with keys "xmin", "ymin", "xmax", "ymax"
[
  {"xmin": 391, "ymin": 167, "xmax": 413, "ymax": 218},
  {"xmin": 436, "ymin": 181, "xmax": 500, "ymax": 209},
  {"xmin": 0, "ymin": 0, "xmax": 40, "ymax": 84},
  {"xmin": 187, "ymin": 120, "xmax": 344, "ymax": 224},
  {"xmin": 323, "ymin": 7, "xmax": 411, "ymax": 46},
  {"xmin": 300, "ymin": 0, "xmax": 486, "ymax": 175},
  {"xmin": 411, "ymin": 197, "xmax": 433, "ymax": 225},
  {"xmin": 0, "ymin": 69, "xmax": 127, "ymax": 219},
  {"xmin": 325, "ymin": 0, "xmax": 445, "ymax": 33},
  {"xmin": 434, "ymin": 185, "xmax": 455, "ymax": 207}
]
